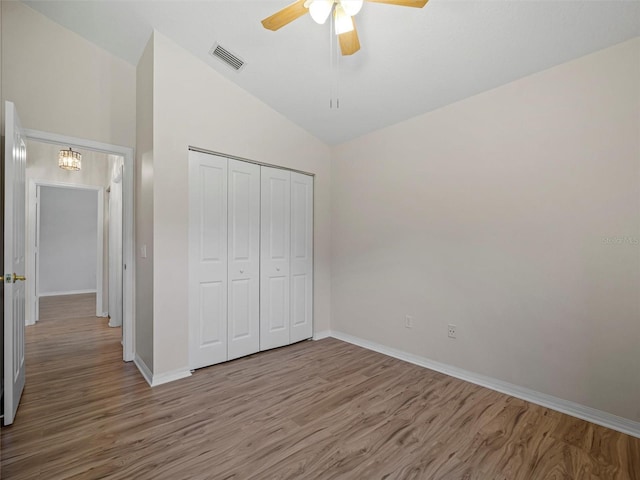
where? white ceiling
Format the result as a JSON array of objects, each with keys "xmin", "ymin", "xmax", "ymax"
[{"xmin": 24, "ymin": 0, "xmax": 640, "ymax": 145}]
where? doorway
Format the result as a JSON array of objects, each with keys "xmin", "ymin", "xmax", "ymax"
[
  {"xmin": 32, "ymin": 182, "xmax": 105, "ymax": 320},
  {"xmin": 22, "ymin": 130, "xmax": 134, "ymax": 361}
]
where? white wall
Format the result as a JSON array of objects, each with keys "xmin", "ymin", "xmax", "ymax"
[
  {"xmin": 135, "ymin": 36, "xmax": 154, "ymax": 370},
  {"xmin": 331, "ymin": 38, "xmax": 640, "ymax": 422},
  {"xmin": 1, "ymin": 1, "xmax": 135, "ymax": 149},
  {"xmin": 39, "ymin": 186, "xmax": 98, "ymax": 295},
  {"xmin": 149, "ymin": 31, "xmax": 332, "ymax": 376}
]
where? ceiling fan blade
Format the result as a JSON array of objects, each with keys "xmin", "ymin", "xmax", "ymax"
[
  {"xmin": 339, "ymin": 21, "xmax": 361, "ymax": 56},
  {"xmin": 366, "ymin": 0, "xmax": 428, "ymax": 8},
  {"xmin": 261, "ymin": 0, "xmax": 309, "ymax": 31}
]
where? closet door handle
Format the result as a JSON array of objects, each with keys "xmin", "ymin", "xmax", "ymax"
[
  {"xmin": 240, "ymin": 269, "xmax": 244, "ymax": 274},
  {"xmin": 276, "ymin": 267, "xmax": 280, "ymax": 272}
]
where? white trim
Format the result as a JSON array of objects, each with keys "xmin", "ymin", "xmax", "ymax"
[
  {"xmin": 27, "ymin": 180, "xmax": 37, "ymax": 326},
  {"xmin": 96, "ymin": 188, "xmax": 104, "ymax": 317},
  {"xmin": 24, "ymin": 129, "xmax": 135, "ymax": 362},
  {"xmin": 38, "ymin": 289, "xmax": 98, "ymax": 297},
  {"xmin": 150, "ymin": 369, "xmax": 192, "ymax": 387},
  {"xmin": 329, "ymin": 330, "xmax": 640, "ymax": 439},
  {"xmin": 24, "ymin": 130, "xmax": 132, "ymax": 157},
  {"xmin": 134, "ymin": 354, "xmax": 192, "ymax": 387},
  {"xmin": 312, "ymin": 330, "xmax": 331, "ymax": 341},
  {"xmin": 134, "ymin": 354, "xmax": 153, "ymax": 386}
]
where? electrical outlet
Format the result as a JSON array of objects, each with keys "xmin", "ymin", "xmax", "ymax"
[
  {"xmin": 405, "ymin": 315, "xmax": 413, "ymax": 329},
  {"xmin": 448, "ymin": 324, "xmax": 457, "ymax": 338}
]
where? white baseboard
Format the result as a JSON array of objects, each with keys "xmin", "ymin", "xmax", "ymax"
[
  {"xmin": 134, "ymin": 354, "xmax": 153, "ymax": 386},
  {"xmin": 312, "ymin": 330, "xmax": 331, "ymax": 341},
  {"xmin": 151, "ymin": 368, "xmax": 192, "ymax": 387},
  {"xmin": 329, "ymin": 330, "xmax": 640, "ymax": 439},
  {"xmin": 39, "ymin": 289, "xmax": 97, "ymax": 297},
  {"xmin": 134, "ymin": 354, "xmax": 191, "ymax": 387}
]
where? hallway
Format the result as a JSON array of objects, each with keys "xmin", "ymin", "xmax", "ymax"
[{"xmin": 1, "ymin": 294, "xmax": 142, "ymax": 478}]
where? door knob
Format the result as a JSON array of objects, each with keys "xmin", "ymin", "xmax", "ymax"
[
  {"xmin": 13, "ymin": 273, "xmax": 26, "ymax": 282},
  {"xmin": 276, "ymin": 267, "xmax": 280, "ymax": 272},
  {"xmin": 240, "ymin": 269, "xmax": 244, "ymax": 274}
]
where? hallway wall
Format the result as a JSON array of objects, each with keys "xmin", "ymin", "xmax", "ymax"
[
  {"xmin": 1, "ymin": 1, "xmax": 135, "ymax": 148},
  {"xmin": 39, "ymin": 186, "xmax": 98, "ymax": 295}
]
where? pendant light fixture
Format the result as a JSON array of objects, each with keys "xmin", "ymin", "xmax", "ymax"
[{"xmin": 58, "ymin": 148, "xmax": 82, "ymax": 171}]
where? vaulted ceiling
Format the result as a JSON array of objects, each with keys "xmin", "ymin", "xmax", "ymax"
[{"xmin": 24, "ymin": 0, "xmax": 640, "ymax": 145}]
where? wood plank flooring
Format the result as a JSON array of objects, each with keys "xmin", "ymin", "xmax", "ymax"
[
  {"xmin": 38, "ymin": 293, "xmax": 97, "ymax": 321},
  {"xmin": 2, "ymin": 295, "xmax": 638, "ymax": 479}
]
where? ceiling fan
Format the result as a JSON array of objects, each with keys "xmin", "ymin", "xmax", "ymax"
[{"xmin": 261, "ymin": 0, "xmax": 429, "ymax": 56}]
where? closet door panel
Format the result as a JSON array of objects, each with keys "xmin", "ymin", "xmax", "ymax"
[
  {"xmin": 227, "ymin": 159, "xmax": 260, "ymax": 360},
  {"xmin": 260, "ymin": 167, "xmax": 291, "ymax": 350},
  {"xmin": 290, "ymin": 172, "xmax": 313, "ymax": 343},
  {"xmin": 188, "ymin": 151, "xmax": 228, "ymax": 369},
  {"xmin": 200, "ymin": 281, "xmax": 225, "ymax": 345}
]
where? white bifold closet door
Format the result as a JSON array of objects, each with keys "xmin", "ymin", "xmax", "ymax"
[
  {"xmin": 260, "ymin": 167, "xmax": 291, "ymax": 350},
  {"xmin": 260, "ymin": 168, "xmax": 313, "ymax": 350},
  {"xmin": 189, "ymin": 152, "xmax": 312, "ymax": 369},
  {"xmin": 189, "ymin": 151, "xmax": 228, "ymax": 369},
  {"xmin": 189, "ymin": 153, "xmax": 261, "ymax": 369},
  {"xmin": 227, "ymin": 159, "xmax": 260, "ymax": 360}
]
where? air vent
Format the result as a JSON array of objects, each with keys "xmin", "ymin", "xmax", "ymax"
[{"xmin": 210, "ymin": 43, "xmax": 245, "ymax": 71}]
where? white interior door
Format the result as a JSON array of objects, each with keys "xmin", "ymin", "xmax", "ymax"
[
  {"xmin": 188, "ymin": 151, "xmax": 228, "ymax": 369},
  {"xmin": 4, "ymin": 101, "xmax": 27, "ymax": 426},
  {"xmin": 290, "ymin": 172, "xmax": 313, "ymax": 343},
  {"xmin": 260, "ymin": 167, "xmax": 291, "ymax": 351},
  {"xmin": 108, "ymin": 170, "xmax": 123, "ymax": 328},
  {"xmin": 227, "ymin": 159, "xmax": 260, "ymax": 360}
]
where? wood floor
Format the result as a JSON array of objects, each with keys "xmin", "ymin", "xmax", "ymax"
[
  {"xmin": 2, "ymin": 295, "xmax": 638, "ymax": 479},
  {"xmin": 38, "ymin": 293, "xmax": 97, "ymax": 321}
]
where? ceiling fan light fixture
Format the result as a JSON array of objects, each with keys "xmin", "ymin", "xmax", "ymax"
[
  {"xmin": 340, "ymin": 0, "xmax": 363, "ymax": 17},
  {"xmin": 308, "ymin": 0, "xmax": 333, "ymax": 24},
  {"xmin": 334, "ymin": 4, "xmax": 354, "ymax": 34}
]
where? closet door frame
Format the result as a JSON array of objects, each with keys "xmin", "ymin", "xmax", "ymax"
[{"xmin": 290, "ymin": 172, "xmax": 314, "ymax": 343}]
